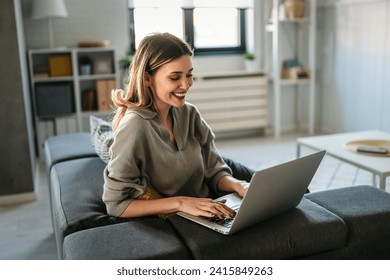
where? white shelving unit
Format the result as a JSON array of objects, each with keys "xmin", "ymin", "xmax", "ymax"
[
  {"xmin": 269, "ymin": 0, "xmax": 317, "ymax": 138},
  {"xmin": 28, "ymin": 47, "xmax": 119, "ymax": 156}
]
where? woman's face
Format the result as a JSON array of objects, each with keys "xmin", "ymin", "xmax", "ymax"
[{"xmin": 147, "ymin": 55, "xmax": 193, "ymax": 114}]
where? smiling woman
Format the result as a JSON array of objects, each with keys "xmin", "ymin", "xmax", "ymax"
[{"xmin": 103, "ymin": 32, "xmax": 251, "ymax": 219}]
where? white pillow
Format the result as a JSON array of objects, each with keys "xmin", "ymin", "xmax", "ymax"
[{"xmin": 89, "ymin": 115, "xmax": 114, "ymax": 163}]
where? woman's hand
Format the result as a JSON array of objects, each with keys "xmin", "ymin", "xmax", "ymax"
[
  {"xmin": 234, "ymin": 181, "xmax": 250, "ymax": 197},
  {"xmin": 120, "ymin": 196, "xmax": 234, "ymax": 219},
  {"xmin": 218, "ymin": 175, "xmax": 250, "ymax": 198},
  {"xmin": 176, "ymin": 197, "xmax": 236, "ymax": 219}
]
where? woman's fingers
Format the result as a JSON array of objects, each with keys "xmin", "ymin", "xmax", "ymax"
[
  {"xmin": 181, "ymin": 197, "xmax": 236, "ymax": 219},
  {"xmin": 203, "ymin": 199, "xmax": 236, "ymax": 219}
]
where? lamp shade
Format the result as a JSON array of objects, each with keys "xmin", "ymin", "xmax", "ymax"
[{"xmin": 31, "ymin": 0, "xmax": 68, "ymax": 19}]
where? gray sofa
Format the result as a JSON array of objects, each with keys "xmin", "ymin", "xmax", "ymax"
[{"xmin": 44, "ymin": 132, "xmax": 390, "ymax": 259}]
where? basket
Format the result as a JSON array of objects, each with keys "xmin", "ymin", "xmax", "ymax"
[{"xmin": 283, "ymin": 0, "xmax": 306, "ymax": 19}]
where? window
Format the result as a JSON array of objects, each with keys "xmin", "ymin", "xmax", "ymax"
[
  {"xmin": 128, "ymin": 0, "xmax": 253, "ymax": 55},
  {"xmin": 131, "ymin": 7, "xmax": 183, "ymax": 49}
]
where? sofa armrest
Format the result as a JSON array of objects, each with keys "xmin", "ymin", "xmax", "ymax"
[{"xmin": 305, "ymin": 185, "xmax": 390, "ymax": 259}]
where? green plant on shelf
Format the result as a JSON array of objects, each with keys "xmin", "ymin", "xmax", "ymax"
[
  {"xmin": 120, "ymin": 54, "xmax": 133, "ymax": 69},
  {"xmin": 243, "ymin": 52, "xmax": 255, "ymax": 60}
]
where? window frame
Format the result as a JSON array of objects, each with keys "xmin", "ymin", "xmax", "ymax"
[{"xmin": 128, "ymin": 7, "xmax": 247, "ymax": 56}]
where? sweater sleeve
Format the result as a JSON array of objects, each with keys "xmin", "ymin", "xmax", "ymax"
[
  {"xmin": 102, "ymin": 114, "xmax": 147, "ymax": 217},
  {"xmin": 192, "ymin": 106, "xmax": 232, "ymax": 195}
]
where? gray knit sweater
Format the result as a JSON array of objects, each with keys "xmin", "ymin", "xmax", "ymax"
[{"xmin": 103, "ymin": 103, "xmax": 232, "ymax": 217}]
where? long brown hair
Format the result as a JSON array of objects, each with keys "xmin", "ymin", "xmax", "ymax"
[{"xmin": 111, "ymin": 32, "xmax": 193, "ymax": 130}]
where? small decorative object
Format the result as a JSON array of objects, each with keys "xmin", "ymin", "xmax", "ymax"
[
  {"xmin": 79, "ymin": 56, "xmax": 92, "ymax": 75},
  {"xmin": 282, "ymin": 0, "xmax": 306, "ymax": 19},
  {"xmin": 78, "ymin": 40, "xmax": 111, "ymax": 48},
  {"xmin": 243, "ymin": 52, "xmax": 256, "ymax": 71},
  {"xmin": 282, "ymin": 59, "xmax": 310, "ymax": 80},
  {"xmin": 93, "ymin": 57, "xmax": 113, "ymax": 74},
  {"xmin": 49, "ymin": 54, "xmax": 72, "ymax": 77}
]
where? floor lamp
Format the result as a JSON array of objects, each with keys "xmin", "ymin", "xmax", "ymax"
[{"xmin": 31, "ymin": 0, "xmax": 68, "ymax": 48}]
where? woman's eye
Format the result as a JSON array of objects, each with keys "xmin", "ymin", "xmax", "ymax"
[{"xmin": 170, "ymin": 77, "xmax": 179, "ymax": 81}]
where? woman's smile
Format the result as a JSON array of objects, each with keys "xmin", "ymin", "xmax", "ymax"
[{"xmin": 172, "ymin": 92, "xmax": 186, "ymax": 100}]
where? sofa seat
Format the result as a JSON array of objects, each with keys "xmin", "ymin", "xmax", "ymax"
[{"xmin": 167, "ymin": 197, "xmax": 347, "ymax": 259}]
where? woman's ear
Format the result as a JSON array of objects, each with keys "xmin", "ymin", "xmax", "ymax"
[{"xmin": 144, "ymin": 72, "xmax": 152, "ymax": 86}]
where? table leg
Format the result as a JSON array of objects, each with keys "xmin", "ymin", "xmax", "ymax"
[
  {"xmin": 379, "ymin": 175, "xmax": 386, "ymax": 191},
  {"xmin": 296, "ymin": 143, "xmax": 301, "ymax": 158}
]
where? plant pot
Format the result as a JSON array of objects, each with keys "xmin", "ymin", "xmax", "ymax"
[{"xmin": 244, "ymin": 60, "xmax": 256, "ymax": 71}]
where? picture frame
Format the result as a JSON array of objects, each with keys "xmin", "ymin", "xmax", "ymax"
[{"xmin": 93, "ymin": 57, "xmax": 113, "ymax": 74}]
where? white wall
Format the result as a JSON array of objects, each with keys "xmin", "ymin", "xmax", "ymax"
[
  {"xmin": 317, "ymin": 0, "xmax": 390, "ymax": 133},
  {"xmin": 20, "ymin": 0, "xmax": 390, "ymax": 136},
  {"xmin": 21, "ymin": 0, "xmax": 130, "ymax": 60}
]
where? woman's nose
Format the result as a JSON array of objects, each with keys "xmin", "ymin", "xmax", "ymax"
[{"xmin": 180, "ymin": 78, "xmax": 190, "ymax": 90}]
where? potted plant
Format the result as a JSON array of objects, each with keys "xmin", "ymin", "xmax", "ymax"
[
  {"xmin": 243, "ymin": 52, "xmax": 256, "ymax": 71},
  {"xmin": 120, "ymin": 54, "xmax": 133, "ymax": 70}
]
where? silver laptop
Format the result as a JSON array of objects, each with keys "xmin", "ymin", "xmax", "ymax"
[{"xmin": 177, "ymin": 150, "xmax": 326, "ymax": 235}]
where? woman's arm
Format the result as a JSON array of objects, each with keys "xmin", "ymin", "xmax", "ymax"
[
  {"xmin": 119, "ymin": 196, "xmax": 236, "ymax": 219},
  {"xmin": 119, "ymin": 175, "xmax": 249, "ymax": 219}
]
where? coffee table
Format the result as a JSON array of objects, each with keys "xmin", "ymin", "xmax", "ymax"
[{"xmin": 296, "ymin": 130, "xmax": 390, "ymax": 191}]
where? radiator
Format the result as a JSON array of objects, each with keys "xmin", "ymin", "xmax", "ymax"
[{"xmin": 187, "ymin": 71, "xmax": 268, "ymax": 133}]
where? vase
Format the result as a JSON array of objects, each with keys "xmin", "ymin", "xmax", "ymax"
[{"xmin": 245, "ymin": 60, "xmax": 256, "ymax": 71}]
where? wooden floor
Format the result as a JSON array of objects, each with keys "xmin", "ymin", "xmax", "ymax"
[{"xmin": 0, "ymin": 132, "xmax": 387, "ymax": 260}]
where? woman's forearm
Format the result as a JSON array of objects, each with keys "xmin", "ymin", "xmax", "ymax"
[
  {"xmin": 118, "ymin": 194, "xmax": 237, "ymax": 219},
  {"xmin": 119, "ymin": 197, "xmax": 180, "ymax": 218}
]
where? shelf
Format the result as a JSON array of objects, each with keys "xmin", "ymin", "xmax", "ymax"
[
  {"xmin": 281, "ymin": 79, "xmax": 310, "ymax": 86},
  {"xmin": 28, "ymin": 47, "xmax": 119, "ymax": 158},
  {"xmin": 269, "ymin": 78, "xmax": 310, "ymax": 86},
  {"xmin": 33, "ymin": 76, "xmax": 73, "ymax": 83},
  {"xmin": 266, "ymin": 17, "xmax": 309, "ymax": 32},
  {"xmin": 270, "ymin": 0, "xmax": 317, "ymax": 138},
  {"xmin": 78, "ymin": 74, "xmax": 117, "ymax": 81},
  {"xmin": 279, "ymin": 17, "xmax": 309, "ymax": 23}
]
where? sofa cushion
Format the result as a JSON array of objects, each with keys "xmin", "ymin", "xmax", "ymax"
[
  {"xmin": 63, "ymin": 220, "xmax": 191, "ymax": 260},
  {"xmin": 44, "ymin": 132, "xmax": 97, "ymax": 173},
  {"xmin": 89, "ymin": 115, "xmax": 115, "ymax": 163},
  {"xmin": 167, "ymin": 197, "xmax": 347, "ymax": 259},
  {"xmin": 305, "ymin": 185, "xmax": 390, "ymax": 259}
]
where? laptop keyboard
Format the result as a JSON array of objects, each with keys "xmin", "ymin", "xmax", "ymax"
[
  {"xmin": 206, "ymin": 216, "xmax": 234, "ymax": 228},
  {"xmin": 205, "ymin": 205, "xmax": 240, "ymax": 228}
]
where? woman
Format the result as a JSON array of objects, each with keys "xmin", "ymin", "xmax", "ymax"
[{"xmin": 103, "ymin": 32, "xmax": 253, "ymax": 220}]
